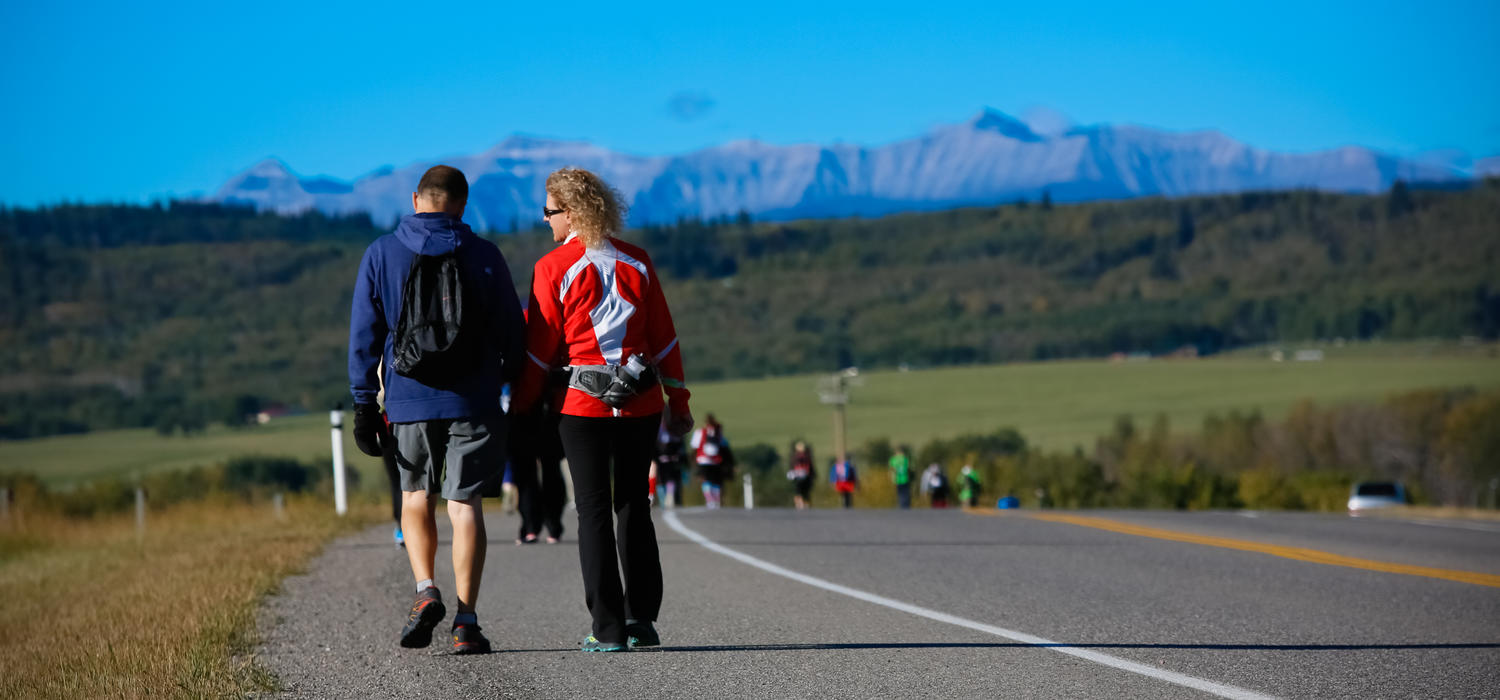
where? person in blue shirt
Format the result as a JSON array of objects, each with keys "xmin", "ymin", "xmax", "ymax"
[
  {"xmin": 347, "ymin": 165, "xmax": 524, "ymax": 655},
  {"xmin": 830, "ymin": 455, "xmax": 858, "ymax": 508}
]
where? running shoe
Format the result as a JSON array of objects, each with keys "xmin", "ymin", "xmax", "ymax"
[
  {"xmin": 580, "ymin": 634, "xmax": 628, "ymax": 652},
  {"xmin": 393, "ymin": 526, "xmax": 404, "ymax": 548},
  {"xmin": 398, "ymin": 588, "xmax": 446, "ymax": 648},
  {"xmin": 625, "ymin": 621, "xmax": 660, "ymax": 648},
  {"xmin": 451, "ymin": 623, "xmax": 492, "ymax": 655}
]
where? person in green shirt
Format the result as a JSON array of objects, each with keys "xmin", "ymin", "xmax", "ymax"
[
  {"xmin": 959, "ymin": 464, "xmax": 983, "ymax": 508},
  {"xmin": 890, "ymin": 447, "xmax": 913, "ymax": 509}
]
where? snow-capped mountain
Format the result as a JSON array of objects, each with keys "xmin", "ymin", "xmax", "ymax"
[
  {"xmin": 1475, "ymin": 156, "xmax": 1500, "ymax": 178},
  {"xmin": 214, "ymin": 110, "xmax": 1469, "ymax": 230}
]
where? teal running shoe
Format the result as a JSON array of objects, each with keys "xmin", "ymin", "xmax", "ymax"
[
  {"xmin": 394, "ymin": 526, "xmax": 405, "ymax": 547},
  {"xmin": 580, "ymin": 635, "xmax": 627, "ymax": 652},
  {"xmin": 625, "ymin": 621, "xmax": 659, "ymax": 648}
]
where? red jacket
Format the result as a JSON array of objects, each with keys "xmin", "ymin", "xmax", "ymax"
[
  {"xmin": 691, "ymin": 422, "xmax": 726, "ymax": 466},
  {"xmin": 513, "ymin": 235, "xmax": 690, "ymax": 418}
]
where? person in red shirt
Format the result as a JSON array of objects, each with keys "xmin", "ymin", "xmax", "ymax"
[
  {"xmin": 512, "ymin": 167, "xmax": 693, "ymax": 652},
  {"xmin": 787, "ymin": 441, "xmax": 815, "ymax": 510},
  {"xmin": 690, "ymin": 414, "xmax": 732, "ymax": 509}
]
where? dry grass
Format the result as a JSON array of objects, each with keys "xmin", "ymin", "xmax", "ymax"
[{"xmin": 0, "ymin": 496, "xmax": 375, "ymax": 699}]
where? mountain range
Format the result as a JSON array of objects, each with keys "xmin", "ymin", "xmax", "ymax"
[{"xmin": 214, "ymin": 110, "xmax": 1474, "ymax": 230}]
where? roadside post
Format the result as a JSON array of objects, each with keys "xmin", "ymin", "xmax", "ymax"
[
  {"xmin": 272, "ymin": 492, "xmax": 286, "ymax": 521},
  {"xmin": 743, "ymin": 473, "xmax": 754, "ymax": 510},
  {"xmin": 330, "ymin": 405, "xmax": 348, "ymax": 516},
  {"xmin": 135, "ymin": 486, "xmax": 146, "ymax": 544}
]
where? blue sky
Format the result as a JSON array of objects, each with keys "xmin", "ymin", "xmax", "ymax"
[{"xmin": 2, "ymin": 0, "xmax": 1497, "ymax": 206}]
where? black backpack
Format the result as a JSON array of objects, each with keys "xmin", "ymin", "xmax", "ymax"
[{"xmin": 392, "ymin": 250, "xmax": 485, "ymax": 387}]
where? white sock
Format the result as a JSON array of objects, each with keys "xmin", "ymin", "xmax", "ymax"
[{"xmin": 416, "ymin": 579, "xmax": 434, "ymax": 594}]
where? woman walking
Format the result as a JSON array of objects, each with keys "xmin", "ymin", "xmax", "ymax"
[
  {"xmin": 513, "ymin": 168, "xmax": 693, "ymax": 652},
  {"xmin": 691, "ymin": 414, "xmax": 732, "ymax": 508},
  {"xmin": 787, "ymin": 441, "xmax": 815, "ymax": 509}
]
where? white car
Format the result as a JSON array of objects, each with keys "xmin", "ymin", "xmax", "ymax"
[{"xmin": 1347, "ymin": 481, "xmax": 1407, "ymax": 514}]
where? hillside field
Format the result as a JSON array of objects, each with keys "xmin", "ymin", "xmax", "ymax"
[{"xmin": 6, "ymin": 344, "xmax": 1496, "ymax": 487}]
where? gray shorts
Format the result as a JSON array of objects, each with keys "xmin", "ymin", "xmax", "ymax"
[{"xmin": 392, "ymin": 417, "xmax": 506, "ymax": 501}]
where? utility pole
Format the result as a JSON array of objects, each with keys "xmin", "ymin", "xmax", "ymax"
[
  {"xmin": 817, "ymin": 368, "xmax": 862, "ymax": 461},
  {"xmin": 833, "ymin": 402, "xmax": 846, "ymax": 461}
]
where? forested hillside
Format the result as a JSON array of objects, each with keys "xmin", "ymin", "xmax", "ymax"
[{"xmin": 2, "ymin": 181, "xmax": 1497, "ymax": 438}]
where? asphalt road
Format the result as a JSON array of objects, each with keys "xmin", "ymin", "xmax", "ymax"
[{"xmin": 257, "ymin": 506, "xmax": 1500, "ymax": 699}]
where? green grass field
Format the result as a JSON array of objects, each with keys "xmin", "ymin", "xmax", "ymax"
[{"xmin": 5, "ymin": 348, "xmax": 1498, "ymax": 487}]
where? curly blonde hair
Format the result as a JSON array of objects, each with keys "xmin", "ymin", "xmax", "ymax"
[{"xmin": 545, "ymin": 167, "xmax": 628, "ymax": 248}]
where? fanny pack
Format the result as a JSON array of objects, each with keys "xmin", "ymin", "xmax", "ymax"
[{"xmin": 561, "ymin": 354, "xmax": 659, "ymax": 409}]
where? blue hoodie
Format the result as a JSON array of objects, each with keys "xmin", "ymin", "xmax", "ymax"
[{"xmin": 348, "ymin": 213, "xmax": 525, "ymax": 422}]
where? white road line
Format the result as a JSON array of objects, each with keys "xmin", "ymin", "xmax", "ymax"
[{"xmin": 664, "ymin": 511, "xmax": 1278, "ymax": 700}]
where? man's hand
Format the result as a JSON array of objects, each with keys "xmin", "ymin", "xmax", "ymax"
[
  {"xmin": 352, "ymin": 403, "xmax": 387, "ymax": 457},
  {"xmin": 666, "ymin": 408, "xmax": 694, "ymax": 438}
]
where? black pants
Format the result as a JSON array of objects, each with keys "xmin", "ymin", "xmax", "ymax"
[
  {"xmin": 511, "ymin": 413, "xmax": 566, "ymax": 539},
  {"xmin": 896, "ymin": 483, "xmax": 912, "ymax": 509},
  {"xmin": 558, "ymin": 413, "xmax": 663, "ymax": 644}
]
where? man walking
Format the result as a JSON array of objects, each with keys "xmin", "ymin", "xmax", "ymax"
[
  {"xmin": 890, "ymin": 446, "xmax": 913, "ymax": 509},
  {"xmin": 348, "ymin": 165, "xmax": 524, "ymax": 654}
]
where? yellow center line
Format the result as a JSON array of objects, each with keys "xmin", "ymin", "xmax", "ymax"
[{"xmin": 969, "ymin": 509, "xmax": 1500, "ymax": 589}]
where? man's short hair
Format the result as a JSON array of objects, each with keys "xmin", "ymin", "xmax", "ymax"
[{"xmin": 417, "ymin": 165, "xmax": 469, "ymax": 207}]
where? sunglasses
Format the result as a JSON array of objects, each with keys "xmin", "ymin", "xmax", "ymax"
[{"xmin": 543, "ymin": 205, "xmax": 566, "ymax": 219}]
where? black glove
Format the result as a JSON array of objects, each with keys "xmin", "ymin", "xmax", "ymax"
[{"xmin": 352, "ymin": 403, "xmax": 387, "ymax": 457}]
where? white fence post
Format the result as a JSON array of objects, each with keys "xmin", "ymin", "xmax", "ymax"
[
  {"xmin": 135, "ymin": 487, "xmax": 146, "ymax": 544},
  {"xmin": 330, "ymin": 408, "xmax": 348, "ymax": 516},
  {"xmin": 272, "ymin": 491, "xmax": 286, "ymax": 521},
  {"xmin": 742, "ymin": 473, "xmax": 754, "ymax": 510}
]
